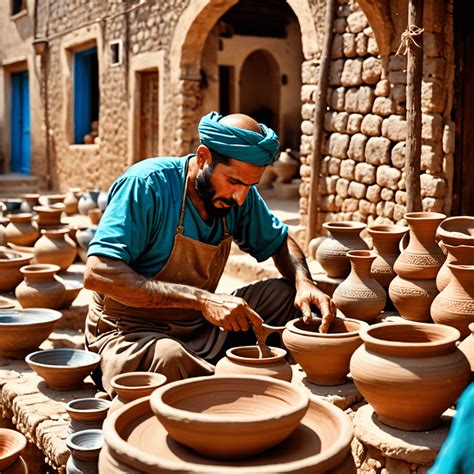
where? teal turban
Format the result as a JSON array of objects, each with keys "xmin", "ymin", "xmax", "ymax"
[{"xmin": 198, "ymin": 111, "xmax": 280, "ymax": 166}]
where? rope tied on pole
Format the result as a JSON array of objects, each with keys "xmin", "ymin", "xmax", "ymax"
[{"xmin": 396, "ymin": 25, "xmax": 424, "ymax": 55}]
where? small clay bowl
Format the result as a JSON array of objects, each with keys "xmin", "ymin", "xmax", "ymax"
[
  {"xmin": 25, "ymin": 348, "xmax": 101, "ymax": 391},
  {"xmin": 149, "ymin": 375, "xmax": 309, "ymax": 460},
  {"xmin": 0, "ymin": 428, "xmax": 27, "ymax": 471},
  {"xmin": 65, "ymin": 398, "xmax": 111, "ymax": 434},
  {"xmin": 0, "ymin": 309, "xmax": 62, "ymax": 358},
  {"xmin": 66, "ymin": 429, "xmax": 104, "ymax": 463}
]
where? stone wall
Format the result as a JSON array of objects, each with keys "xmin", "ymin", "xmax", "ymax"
[{"xmin": 299, "ymin": 0, "xmax": 454, "ymax": 229}]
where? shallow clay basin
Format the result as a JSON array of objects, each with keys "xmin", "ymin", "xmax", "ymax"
[
  {"xmin": 0, "ymin": 308, "xmax": 62, "ymax": 358},
  {"xmin": 0, "ymin": 428, "xmax": 27, "ymax": 471},
  {"xmin": 149, "ymin": 375, "xmax": 309, "ymax": 460},
  {"xmin": 25, "ymin": 348, "xmax": 101, "ymax": 391},
  {"xmin": 101, "ymin": 391, "xmax": 354, "ymax": 473}
]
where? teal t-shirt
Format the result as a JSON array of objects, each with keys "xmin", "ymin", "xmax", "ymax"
[{"xmin": 88, "ymin": 156, "xmax": 288, "ymax": 277}]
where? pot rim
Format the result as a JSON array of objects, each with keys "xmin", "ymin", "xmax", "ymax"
[
  {"xmin": 5, "ymin": 212, "xmax": 34, "ymax": 221},
  {"xmin": 0, "ymin": 309, "xmax": 62, "ymax": 326},
  {"xmin": 66, "ymin": 428, "xmax": 104, "ymax": 453},
  {"xmin": 404, "ymin": 211, "xmax": 446, "ymax": 221},
  {"xmin": 25, "ymin": 348, "xmax": 101, "ymax": 369},
  {"xmin": 225, "ymin": 345, "xmax": 287, "ymax": 363},
  {"xmin": 322, "ymin": 221, "xmax": 366, "ymax": 231},
  {"xmin": 285, "ymin": 317, "xmax": 368, "ymax": 338},
  {"xmin": 346, "ymin": 249, "xmax": 376, "ymax": 259},
  {"xmin": 367, "ymin": 225, "xmax": 409, "ymax": 235},
  {"xmin": 0, "ymin": 247, "xmax": 33, "ymax": 263},
  {"xmin": 0, "ymin": 427, "xmax": 27, "ymax": 469},
  {"xmin": 20, "ymin": 263, "xmax": 61, "ymax": 275},
  {"xmin": 65, "ymin": 398, "xmax": 111, "ymax": 414},
  {"xmin": 111, "ymin": 371, "xmax": 167, "ymax": 391}
]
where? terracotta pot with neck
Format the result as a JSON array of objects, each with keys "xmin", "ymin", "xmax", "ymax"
[
  {"xmin": 64, "ymin": 187, "xmax": 82, "ymax": 215},
  {"xmin": 367, "ymin": 225, "xmax": 409, "ymax": 289},
  {"xmin": 316, "ymin": 222, "xmax": 369, "ymax": 278},
  {"xmin": 4, "ymin": 213, "xmax": 40, "ymax": 246},
  {"xmin": 431, "ymin": 264, "xmax": 474, "ymax": 338},
  {"xmin": 34, "ymin": 228, "xmax": 77, "ymax": 271},
  {"xmin": 332, "ymin": 250, "xmax": 386, "ymax": 322},
  {"xmin": 436, "ymin": 243, "xmax": 474, "ymax": 291},
  {"xmin": 393, "ymin": 212, "xmax": 446, "ymax": 279}
]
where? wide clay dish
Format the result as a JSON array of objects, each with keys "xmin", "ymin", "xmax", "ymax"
[
  {"xmin": 0, "ymin": 428, "xmax": 27, "ymax": 471},
  {"xmin": 0, "ymin": 308, "xmax": 62, "ymax": 358},
  {"xmin": 149, "ymin": 375, "xmax": 309, "ymax": 460},
  {"xmin": 101, "ymin": 394, "xmax": 354, "ymax": 473},
  {"xmin": 25, "ymin": 348, "xmax": 101, "ymax": 390}
]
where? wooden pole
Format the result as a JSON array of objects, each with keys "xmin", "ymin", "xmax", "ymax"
[
  {"xmin": 306, "ymin": 0, "xmax": 337, "ymax": 249},
  {"xmin": 405, "ymin": 0, "xmax": 424, "ymax": 212}
]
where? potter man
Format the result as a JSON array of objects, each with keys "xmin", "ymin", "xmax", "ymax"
[{"xmin": 84, "ymin": 111, "xmax": 336, "ymax": 394}]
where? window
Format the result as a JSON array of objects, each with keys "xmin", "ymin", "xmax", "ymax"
[
  {"xmin": 11, "ymin": 0, "xmax": 26, "ymax": 16},
  {"xmin": 73, "ymin": 47, "xmax": 99, "ymax": 144},
  {"xmin": 109, "ymin": 40, "xmax": 122, "ymax": 67}
]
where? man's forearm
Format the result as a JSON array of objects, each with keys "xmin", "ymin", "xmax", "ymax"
[{"xmin": 84, "ymin": 255, "xmax": 209, "ymax": 309}]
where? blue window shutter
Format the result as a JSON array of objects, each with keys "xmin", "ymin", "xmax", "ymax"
[{"xmin": 11, "ymin": 70, "xmax": 30, "ymax": 174}]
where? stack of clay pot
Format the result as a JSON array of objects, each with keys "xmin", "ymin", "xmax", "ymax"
[{"xmin": 389, "ymin": 212, "xmax": 446, "ymax": 322}]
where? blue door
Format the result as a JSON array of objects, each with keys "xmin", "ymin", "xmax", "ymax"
[{"xmin": 11, "ymin": 70, "xmax": 30, "ymax": 174}]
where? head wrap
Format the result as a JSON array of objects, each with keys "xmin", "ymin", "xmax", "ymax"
[{"xmin": 198, "ymin": 111, "xmax": 280, "ymax": 166}]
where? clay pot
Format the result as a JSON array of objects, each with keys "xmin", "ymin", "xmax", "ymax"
[
  {"xmin": 459, "ymin": 323, "xmax": 474, "ymax": 379},
  {"xmin": 282, "ymin": 317, "xmax": 367, "ymax": 385},
  {"xmin": 65, "ymin": 398, "xmax": 111, "ymax": 434},
  {"xmin": 4, "ymin": 213, "xmax": 40, "ymax": 246},
  {"xmin": 436, "ymin": 243, "xmax": 474, "ymax": 291},
  {"xmin": 350, "ymin": 322, "xmax": 470, "ymax": 431},
  {"xmin": 215, "ymin": 346, "xmax": 292, "ymax": 381},
  {"xmin": 0, "ymin": 248, "xmax": 33, "ymax": 292},
  {"xmin": 33, "ymin": 204, "xmax": 65, "ymax": 229},
  {"xmin": 1, "ymin": 199, "xmax": 23, "ymax": 214},
  {"xmin": 34, "ymin": 228, "xmax": 77, "ymax": 271},
  {"xmin": 333, "ymin": 250, "xmax": 386, "ymax": 322},
  {"xmin": 97, "ymin": 190, "xmax": 108, "ymax": 211},
  {"xmin": 64, "ymin": 188, "xmax": 82, "ymax": 216},
  {"xmin": 0, "ymin": 428, "xmax": 27, "ymax": 471},
  {"xmin": 15, "ymin": 264, "xmax": 65, "ymax": 309},
  {"xmin": 149, "ymin": 375, "xmax": 309, "ymax": 460},
  {"xmin": 55, "ymin": 274, "xmax": 84, "ymax": 309},
  {"xmin": 273, "ymin": 150, "xmax": 299, "ymax": 183},
  {"xmin": 39, "ymin": 194, "xmax": 66, "ymax": 206},
  {"xmin": 316, "ymin": 222, "xmax": 369, "ymax": 278},
  {"xmin": 393, "ymin": 212, "xmax": 446, "ymax": 279},
  {"xmin": 389, "ymin": 275, "xmax": 438, "ymax": 322},
  {"xmin": 109, "ymin": 372, "xmax": 167, "ymax": 415},
  {"xmin": 88, "ymin": 208, "xmax": 102, "ymax": 226},
  {"xmin": 25, "ymin": 348, "xmax": 101, "ymax": 391},
  {"xmin": 367, "ymin": 224, "xmax": 409, "ymax": 288},
  {"xmin": 0, "ymin": 308, "xmax": 62, "ymax": 358},
  {"xmin": 20, "ymin": 193, "xmax": 40, "ymax": 213},
  {"xmin": 66, "ymin": 429, "xmax": 103, "ymax": 474},
  {"xmin": 100, "ymin": 394, "xmax": 354, "ymax": 473},
  {"xmin": 76, "ymin": 227, "xmax": 97, "ymax": 263},
  {"xmin": 436, "ymin": 216, "xmax": 474, "ymax": 246},
  {"xmin": 431, "ymin": 264, "xmax": 474, "ymax": 338},
  {"xmin": 78, "ymin": 189, "xmax": 100, "ymax": 216}
]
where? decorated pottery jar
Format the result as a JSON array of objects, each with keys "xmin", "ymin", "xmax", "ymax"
[{"xmin": 436, "ymin": 243, "xmax": 474, "ymax": 292}]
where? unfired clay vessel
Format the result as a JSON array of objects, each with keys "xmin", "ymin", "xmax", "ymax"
[
  {"xmin": 66, "ymin": 429, "xmax": 103, "ymax": 474},
  {"xmin": 0, "ymin": 248, "xmax": 33, "ymax": 292},
  {"xmin": 65, "ymin": 398, "xmax": 111, "ymax": 434},
  {"xmin": 431, "ymin": 264, "xmax": 474, "ymax": 338},
  {"xmin": 99, "ymin": 394, "xmax": 354, "ymax": 473},
  {"xmin": 15, "ymin": 264, "xmax": 65, "ymax": 309},
  {"xmin": 0, "ymin": 428, "xmax": 27, "ymax": 471},
  {"xmin": 393, "ymin": 212, "xmax": 446, "ymax": 279},
  {"xmin": 283, "ymin": 317, "xmax": 367, "ymax": 385},
  {"xmin": 436, "ymin": 243, "xmax": 474, "ymax": 291},
  {"xmin": 64, "ymin": 188, "xmax": 82, "ymax": 215},
  {"xmin": 389, "ymin": 276, "xmax": 438, "ymax": 322},
  {"xmin": 33, "ymin": 204, "xmax": 65, "ymax": 228},
  {"xmin": 4, "ymin": 213, "xmax": 40, "ymax": 246},
  {"xmin": 20, "ymin": 193, "xmax": 40, "ymax": 213},
  {"xmin": 350, "ymin": 322, "xmax": 470, "ymax": 431},
  {"xmin": 109, "ymin": 372, "xmax": 167, "ymax": 415},
  {"xmin": 149, "ymin": 375, "xmax": 309, "ymax": 460},
  {"xmin": 34, "ymin": 228, "xmax": 77, "ymax": 271},
  {"xmin": 332, "ymin": 250, "xmax": 386, "ymax": 321},
  {"xmin": 459, "ymin": 323, "xmax": 474, "ymax": 379},
  {"xmin": 436, "ymin": 216, "xmax": 474, "ymax": 246},
  {"xmin": 215, "ymin": 346, "xmax": 292, "ymax": 381},
  {"xmin": 316, "ymin": 222, "xmax": 369, "ymax": 278},
  {"xmin": 367, "ymin": 225, "xmax": 409, "ymax": 288}
]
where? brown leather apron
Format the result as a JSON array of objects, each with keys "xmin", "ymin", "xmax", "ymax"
[{"xmin": 85, "ymin": 158, "xmax": 233, "ymax": 393}]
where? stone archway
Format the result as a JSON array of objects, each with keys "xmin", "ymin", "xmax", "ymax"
[{"xmin": 168, "ymin": 0, "xmax": 321, "ymax": 155}]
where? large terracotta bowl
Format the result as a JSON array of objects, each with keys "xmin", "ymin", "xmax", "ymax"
[
  {"xmin": 149, "ymin": 375, "xmax": 310, "ymax": 460},
  {"xmin": 0, "ymin": 308, "xmax": 62, "ymax": 358},
  {"xmin": 0, "ymin": 428, "xmax": 27, "ymax": 471},
  {"xmin": 25, "ymin": 348, "xmax": 101, "ymax": 391},
  {"xmin": 437, "ymin": 216, "xmax": 474, "ymax": 246}
]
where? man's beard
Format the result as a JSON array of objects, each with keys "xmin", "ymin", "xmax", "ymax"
[{"xmin": 195, "ymin": 168, "xmax": 236, "ymax": 218}]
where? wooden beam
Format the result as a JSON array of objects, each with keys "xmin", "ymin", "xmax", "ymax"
[
  {"xmin": 306, "ymin": 0, "xmax": 337, "ymax": 249},
  {"xmin": 405, "ymin": 0, "xmax": 424, "ymax": 212}
]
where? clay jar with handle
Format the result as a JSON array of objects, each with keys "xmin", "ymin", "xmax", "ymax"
[
  {"xmin": 4, "ymin": 213, "xmax": 40, "ymax": 246},
  {"xmin": 109, "ymin": 372, "xmax": 167, "ymax": 415},
  {"xmin": 15, "ymin": 264, "xmax": 65, "ymax": 309},
  {"xmin": 367, "ymin": 224, "xmax": 409, "ymax": 289},
  {"xmin": 34, "ymin": 228, "xmax": 77, "ymax": 271},
  {"xmin": 282, "ymin": 316, "xmax": 368, "ymax": 385},
  {"xmin": 332, "ymin": 250, "xmax": 386, "ymax": 322},
  {"xmin": 393, "ymin": 212, "xmax": 446, "ymax": 279},
  {"xmin": 431, "ymin": 264, "xmax": 474, "ymax": 338},
  {"xmin": 436, "ymin": 243, "xmax": 474, "ymax": 291},
  {"xmin": 350, "ymin": 322, "xmax": 470, "ymax": 431},
  {"xmin": 316, "ymin": 222, "xmax": 369, "ymax": 278},
  {"xmin": 215, "ymin": 346, "xmax": 292, "ymax": 381}
]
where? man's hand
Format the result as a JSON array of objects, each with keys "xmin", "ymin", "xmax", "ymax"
[
  {"xmin": 199, "ymin": 293, "xmax": 263, "ymax": 332},
  {"xmin": 294, "ymin": 279, "xmax": 337, "ymax": 333}
]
